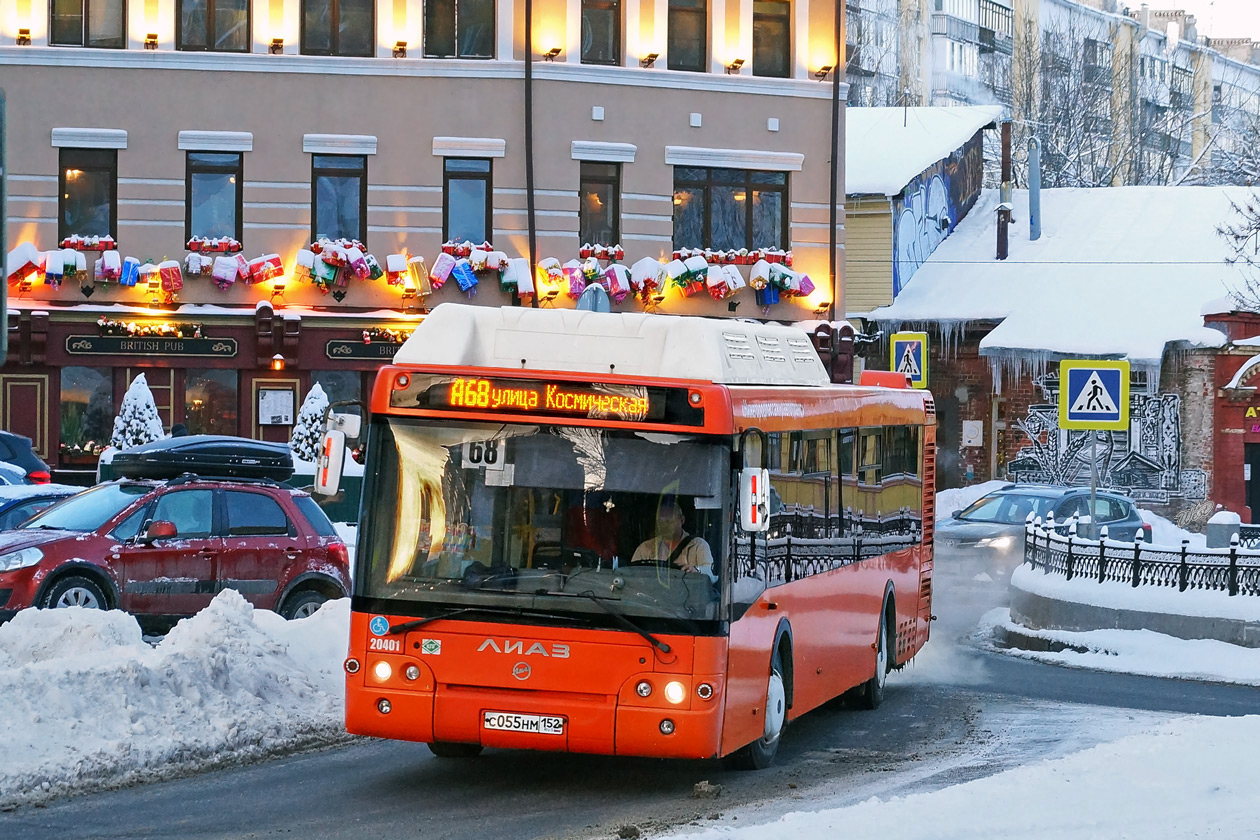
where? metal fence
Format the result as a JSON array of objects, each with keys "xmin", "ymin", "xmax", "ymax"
[{"xmin": 1023, "ymin": 515, "xmax": 1260, "ymax": 596}]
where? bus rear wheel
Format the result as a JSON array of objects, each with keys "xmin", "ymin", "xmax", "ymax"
[
  {"xmin": 857, "ymin": 611, "xmax": 892, "ymax": 710},
  {"xmin": 722, "ymin": 651, "xmax": 787, "ymax": 771},
  {"xmin": 427, "ymin": 741, "xmax": 483, "ymax": 758}
]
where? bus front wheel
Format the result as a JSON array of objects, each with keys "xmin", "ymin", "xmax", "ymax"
[
  {"xmin": 427, "ymin": 741, "xmax": 484, "ymax": 758},
  {"xmin": 722, "ymin": 649, "xmax": 788, "ymax": 771}
]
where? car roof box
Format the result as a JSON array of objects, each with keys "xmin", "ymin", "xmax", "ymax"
[{"xmin": 112, "ymin": 435, "xmax": 294, "ymax": 482}]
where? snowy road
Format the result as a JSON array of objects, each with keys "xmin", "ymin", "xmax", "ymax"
[{"xmin": 3, "ymin": 563, "xmax": 1255, "ymax": 840}]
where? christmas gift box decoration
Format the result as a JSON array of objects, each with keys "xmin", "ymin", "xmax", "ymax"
[
  {"xmin": 184, "ymin": 253, "xmax": 204, "ymax": 276},
  {"xmin": 705, "ymin": 266, "xmax": 729, "ymax": 301},
  {"xmin": 749, "ymin": 259, "xmax": 771, "ymax": 290},
  {"xmin": 768, "ymin": 263, "xmax": 794, "ymax": 291},
  {"xmin": 469, "ymin": 248, "xmax": 489, "ymax": 272},
  {"xmin": 631, "ymin": 257, "xmax": 664, "ymax": 296},
  {"xmin": 430, "ymin": 252, "xmax": 456, "ymax": 288},
  {"xmin": 159, "ymin": 260, "xmax": 184, "ymax": 292},
  {"xmin": 796, "ymin": 273, "xmax": 815, "ymax": 297},
  {"xmin": 73, "ymin": 251, "xmax": 88, "ymax": 278},
  {"xmin": 294, "ymin": 249, "xmax": 316, "ymax": 282},
  {"xmin": 407, "ymin": 256, "xmax": 432, "ymax": 296},
  {"xmin": 683, "ymin": 255, "xmax": 709, "ymax": 282},
  {"xmin": 385, "ymin": 254, "xmax": 408, "ymax": 285},
  {"xmin": 120, "ymin": 256, "xmax": 141, "ymax": 287},
  {"xmin": 487, "ymin": 250, "xmax": 507, "ymax": 272},
  {"xmin": 723, "ymin": 264, "xmax": 746, "ymax": 294},
  {"xmin": 506, "ymin": 258, "xmax": 534, "ymax": 299},
  {"xmin": 604, "ymin": 264, "xmax": 632, "ymax": 304},
  {"xmin": 320, "ymin": 243, "xmax": 348, "ymax": 267},
  {"xmin": 664, "ymin": 258, "xmax": 687, "ymax": 285},
  {"xmin": 345, "ymin": 247, "xmax": 370, "ymax": 280},
  {"xmin": 212, "ymin": 255, "xmax": 238, "ymax": 290},
  {"xmin": 559, "ymin": 259, "xmax": 585, "ymax": 298},
  {"xmin": 137, "ymin": 261, "xmax": 159, "ymax": 287},
  {"xmin": 99, "ymin": 249, "xmax": 122, "ymax": 281},
  {"xmin": 6, "ymin": 242, "xmax": 41, "ymax": 284},
  {"xmin": 44, "ymin": 251, "xmax": 66, "ymax": 284},
  {"xmin": 451, "ymin": 258, "xmax": 478, "ymax": 293},
  {"xmin": 365, "ymin": 254, "xmax": 384, "ymax": 281},
  {"xmin": 61, "ymin": 249, "xmax": 78, "ymax": 278},
  {"xmin": 755, "ymin": 285, "xmax": 780, "ymax": 306},
  {"xmin": 258, "ymin": 253, "xmax": 284, "ymax": 283},
  {"xmin": 581, "ymin": 257, "xmax": 603, "ymax": 284},
  {"xmin": 579, "ymin": 243, "xmax": 593, "ymax": 259},
  {"xmin": 231, "ymin": 253, "xmax": 250, "ymax": 282}
]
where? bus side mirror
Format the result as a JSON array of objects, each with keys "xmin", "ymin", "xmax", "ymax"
[
  {"xmin": 314, "ymin": 430, "xmax": 347, "ymax": 496},
  {"xmin": 739, "ymin": 468, "xmax": 771, "ymax": 532},
  {"xmin": 327, "ymin": 411, "xmax": 361, "ymax": 438}
]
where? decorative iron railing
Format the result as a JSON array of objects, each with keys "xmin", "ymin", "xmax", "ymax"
[{"xmin": 1023, "ymin": 514, "xmax": 1260, "ymax": 596}]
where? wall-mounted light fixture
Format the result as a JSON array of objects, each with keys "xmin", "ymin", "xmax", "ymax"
[
  {"xmin": 269, "ymin": 37, "xmax": 284, "ymax": 54},
  {"xmin": 814, "ymin": 64, "xmax": 833, "ymax": 80},
  {"xmin": 640, "ymin": 52, "xmax": 659, "ymax": 68},
  {"xmin": 271, "ymin": 354, "xmax": 285, "ymax": 371},
  {"xmin": 144, "ymin": 32, "xmax": 159, "ymax": 49},
  {"xmin": 271, "ymin": 277, "xmax": 286, "ymax": 300},
  {"xmin": 813, "ymin": 300, "xmax": 832, "ymax": 315},
  {"xmin": 393, "ymin": 40, "xmax": 407, "ymax": 58},
  {"xmin": 725, "ymin": 58, "xmax": 744, "ymax": 75},
  {"xmin": 544, "ymin": 47, "xmax": 562, "ymax": 61},
  {"xmin": 16, "ymin": 28, "xmax": 31, "ymax": 46}
]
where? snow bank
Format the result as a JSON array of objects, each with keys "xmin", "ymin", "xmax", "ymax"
[
  {"xmin": 935, "ymin": 480, "xmax": 1008, "ymax": 521},
  {"xmin": 1139, "ymin": 508, "xmax": 1206, "ymax": 549},
  {"xmin": 662, "ymin": 714, "xmax": 1260, "ymax": 840},
  {"xmin": 0, "ymin": 591, "xmax": 350, "ymax": 808}
]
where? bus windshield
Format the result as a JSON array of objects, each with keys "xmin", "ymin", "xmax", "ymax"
[{"xmin": 356, "ymin": 418, "xmax": 729, "ymax": 623}]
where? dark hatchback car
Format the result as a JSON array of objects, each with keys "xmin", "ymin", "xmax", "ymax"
[
  {"xmin": 937, "ymin": 484, "xmax": 1151, "ymax": 560},
  {"xmin": 0, "ymin": 485, "xmax": 80, "ymax": 530},
  {"xmin": 0, "ymin": 431, "xmax": 51, "ymax": 484},
  {"xmin": 0, "ymin": 476, "xmax": 350, "ymax": 622}
]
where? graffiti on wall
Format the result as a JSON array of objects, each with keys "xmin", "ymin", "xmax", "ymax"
[
  {"xmin": 1005, "ymin": 375, "xmax": 1207, "ymax": 504},
  {"xmin": 892, "ymin": 131, "xmax": 985, "ymax": 296}
]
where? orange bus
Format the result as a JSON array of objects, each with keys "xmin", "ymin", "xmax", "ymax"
[{"xmin": 319, "ymin": 304, "xmax": 934, "ymax": 769}]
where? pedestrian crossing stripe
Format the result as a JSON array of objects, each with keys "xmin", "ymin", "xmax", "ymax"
[
  {"xmin": 1058, "ymin": 360, "xmax": 1130, "ymax": 431},
  {"xmin": 1068, "ymin": 371, "xmax": 1118, "ymax": 414},
  {"xmin": 889, "ymin": 331, "xmax": 928, "ymax": 389}
]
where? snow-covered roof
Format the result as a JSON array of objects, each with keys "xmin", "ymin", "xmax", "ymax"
[
  {"xmin": 0, "ymin": 484, "xmax": 79, "ymax": 501},
  {"xmin": 869, "ymin": 186, "xmax": 1243, "ymax": 364},
  {"xmin": 395, "ymin": 303, "xmax": 830, "ymax": 386},
  {"xmin": 845, "ymin": 106, "xmax": 1004, "ymax": 197}
]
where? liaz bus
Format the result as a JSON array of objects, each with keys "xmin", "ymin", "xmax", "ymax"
[{"xmin": 316, "ymin": 303, "xmax": 935, "ymax": 769}]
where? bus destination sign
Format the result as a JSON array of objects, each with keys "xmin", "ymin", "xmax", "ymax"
[{"xmin": 391, "ymin": 375, "xmax": 704, "ymax": 425}]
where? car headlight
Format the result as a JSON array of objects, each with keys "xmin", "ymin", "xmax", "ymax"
[
  {"xmin": 977, "ymin": 536, "xmax": 1014, "ymax": 550},
  {"xmin": 0, "ymin": 546, "xmax": 44, "ymax": 572}
]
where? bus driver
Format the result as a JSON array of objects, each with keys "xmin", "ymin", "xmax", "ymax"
[{"xmin": 631, "ymin": 496, "xmax": 716, "ymax": 581}]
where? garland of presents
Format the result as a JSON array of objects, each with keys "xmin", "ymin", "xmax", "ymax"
[
  {"xmin": 97, "ymin": 317, "xmax": 203, "ymax": 338},
  {"xmin": 363, "ymin": 327, "xmax": 414, "ymax": 344}
]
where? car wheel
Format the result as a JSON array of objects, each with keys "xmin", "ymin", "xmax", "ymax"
[
  {"xmin": 43, "ymin": 575, "xmax": 108, "ymax": 610},
  {"xmin": 722, "ymin": 647, "xmax": 788, "ymax": 771},
  {"xmin": 857, "ymin": 609, "xmax": 892, "ymax": 710},
  {"xmin": 280, "ymin": 590, "xmax": 328, "ymax": 620},
  {"xmin": 427, "ymin": 741, "xmax": 484, "ymax": 758}
]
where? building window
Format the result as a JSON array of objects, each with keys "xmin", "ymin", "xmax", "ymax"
[
  {"xmin": 50, "ymin": 0, "xmax": 126, "ymax": 47},
  {"xmin": 185, "ymin": 370, "xmax": 239, "ymax": 436},
  {"xmin": 301, "ymin": 0, "xmax": 374, "ymax": 56},
  {"xmin": 186, "ymin": 152, "xmax": 243, "ymax": 242},
  {"xmin": 312, "ymin": 154, "xmax": 367, "ymax": 243},
  {"xmin": 59, "ymin": 148, "xmax": 116, "ymax": 241},
  {"xmin": 423, "ymin": 0, "xmax": 494, "ymax": 58},
  {"xmin": 59, "ymin": 367, "xmax": 113, "ymax": 463},
  {"xmin": 581, "ymin": 0, "xmax": 620, "ymax": 65},
  {"xmin": 310, "ymin": 371, "xmax": 363, "ymax": 407},
  {"xmin": 672, "ymin": 168, "xmax": 787, "ymax": 251},
  {"xmin": 667, "ymin": 0, "xmax": 706, "ymax": 72},
  {"xmin": 579, "ymin": 162, "xmax": 620, "ymax": 245},
  {"xmin": 177, "ymin": 0, "xmax": 250, "ymax": 52},
  {"xmin": 752, "ymin": 0, "xmax": 790, "ymax": 78},
  {"xmin": 443, "ymin": 158, "xmax": 492, "ymax": 243}
]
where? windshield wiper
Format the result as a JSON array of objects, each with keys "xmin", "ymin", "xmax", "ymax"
[
  {"xmin": 549, "ymin": 590, "xmax": 671, "ymax": 654},
  {"xmin": 388, "ymin": 604, "xmax": 590, "ymax": 635}
]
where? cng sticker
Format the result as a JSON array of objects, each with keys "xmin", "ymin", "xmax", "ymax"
[
  {"xmin": 890, "ymin": 331, "xmax": 928, "ymax": 389},
  {"xmin": 369, "ymin": 616, "xmax": 389, "ymax": 636},
  {"xmin": 421, "ymin": 639, "xmax": 442, "ymax": 655}
]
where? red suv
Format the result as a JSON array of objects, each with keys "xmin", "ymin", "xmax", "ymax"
[{"xmin": 0, "ymin": 476, "xmax": 350, "ymax": 622}]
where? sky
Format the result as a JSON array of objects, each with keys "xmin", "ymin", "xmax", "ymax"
[
  {"xmin": 1170, "ymin": 0, "xmax": 1260, "ymax": 42},
  {"xmin": 1, "ymin": 498, "xmax": 1258, "ymax": 836}
]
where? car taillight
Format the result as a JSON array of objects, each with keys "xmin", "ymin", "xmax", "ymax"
[
  {"xmin": 330, "ymin": 542, "xmax": 349, "ymax": 566},
  {"xmin": 27, "ymin": 471, "xmax": 50, "ymax": 485},
  {"xmin": 1142, "ymin": 523, "xmax": 1153, "ymax": 538}
]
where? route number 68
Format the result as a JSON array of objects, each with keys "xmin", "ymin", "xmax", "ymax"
[{"xmin": 463, "ymin": 440, "xmax": 504, "ymax": 470}]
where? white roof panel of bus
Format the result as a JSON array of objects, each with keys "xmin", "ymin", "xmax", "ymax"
[{"xmin": 395, "ymin": 304, "xmax": 831, "ymax": 386}]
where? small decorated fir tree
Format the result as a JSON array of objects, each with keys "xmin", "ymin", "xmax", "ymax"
[
  {"xmin": 110, "ymin": 373, "xmax": 166, "ymax": 450},
  {"xmin": 289, "ymin": 383, "xmax": 329, "ymax": 463}
]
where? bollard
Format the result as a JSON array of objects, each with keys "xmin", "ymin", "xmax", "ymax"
[
  {"xmin": 1179, "ymin": 538, "xmax": 1189, "ymax": 592},
  {"xmin": 1229, "ymin": 534, "xmax": 1239, "ymax": 596},
  {"xmin": 1131, "ymin": 529, "xmax": 1143, "ymax": 587},
  {"xmin": 1066, "ymin": 521, "xmax": 1076, "ymax": 581},
  {"xmin": 1098, "ymin": 525, "xmax": 1109, "ymax": 583}
]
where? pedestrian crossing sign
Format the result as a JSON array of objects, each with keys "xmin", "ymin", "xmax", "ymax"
[
  {"xmin": 1059, "ymin": 359, "xmax": 1130, "ymax": 430},
  {"xmin": 890, "ymin": 332, "xmax": 928, "ymax": 389}
]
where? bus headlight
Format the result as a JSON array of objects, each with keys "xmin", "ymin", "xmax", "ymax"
[
  {"xmin": 635, "ymin": 680, "xmax": 652, "ymax": 697},
  {"xmin": 373, "ymin": 661, "xmax": 392, "ymax": 681},
  {"xmin": 664, "ymin": 681, "xmax": 686, "ymax": 705}
]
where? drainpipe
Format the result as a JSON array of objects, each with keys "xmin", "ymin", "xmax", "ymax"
[
  {"xmin": 997, "ymin": 120, "xmax": 1011, "ymax": 260},
  {"xmin": 525, "ymin": 0, "xmax": 538, "ymax": 305},
  {"xmin": 828, "ymin": 0, "xmax": 844, "ymax": 322},
  {"xmin": 1027, "ymin": 136, "xmax": 1042, "ymax": 241}
]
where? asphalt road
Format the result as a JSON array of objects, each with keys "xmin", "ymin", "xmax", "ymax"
[{"xmin": 3, "ymin": 553, "xmax": 1256, "ymax": 840}]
